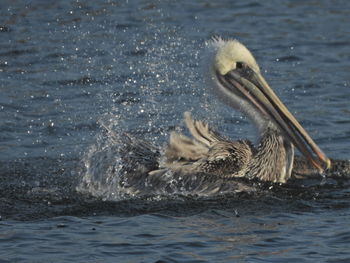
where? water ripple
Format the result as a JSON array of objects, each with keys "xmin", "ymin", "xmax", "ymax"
[{"xmin": 1, "ymin": 0, "xmax": 350, "ymax": 262}]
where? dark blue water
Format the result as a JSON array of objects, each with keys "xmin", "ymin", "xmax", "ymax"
[{"xmin": 1, "ymin": 0, "xmax": 350, "ymax": 262}]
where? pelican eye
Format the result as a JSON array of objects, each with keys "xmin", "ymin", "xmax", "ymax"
[
  {"xmin": 236, "ymin": 62, "xmax": 244, "ymax": 69},
  {"xmin": 234, "ymin": 62, "xmax": 255, "ymax": 79}
]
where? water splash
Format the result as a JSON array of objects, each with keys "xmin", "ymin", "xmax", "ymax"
[
  {"xmin": 76, "ymin": 24, "xmax": 204, "ymax": 200},
  {"xmin": 76, "ymin": 121, "xmax": 124, "ymax": 200}
]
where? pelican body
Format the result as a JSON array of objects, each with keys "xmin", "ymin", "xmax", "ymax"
[{"xmin": 116, "ymin": 38, "xmax": 336, "ymax": 195}]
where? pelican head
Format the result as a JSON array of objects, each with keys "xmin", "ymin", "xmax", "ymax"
[{"xmin": 208, "ymin": 38, "xmax": 331, "ymax": 173}]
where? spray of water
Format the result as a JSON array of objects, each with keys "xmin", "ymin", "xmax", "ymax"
[{"xmin": 76, "ymin": 24, "xmax": 206, "ymax": 200}]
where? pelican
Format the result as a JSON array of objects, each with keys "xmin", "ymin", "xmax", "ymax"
[{"xmin": 114, "ymin": 38, "xmax": 349, "ymax": 195}]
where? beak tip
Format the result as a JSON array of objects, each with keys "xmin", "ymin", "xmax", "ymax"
[{"xmin": 326, "ymin": 158, "xmax": 332, "ymax": 170}]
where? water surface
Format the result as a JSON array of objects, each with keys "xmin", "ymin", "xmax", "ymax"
[{"xmin": 1, "ymin": 0, "xmax": 350, "ymax": 262}]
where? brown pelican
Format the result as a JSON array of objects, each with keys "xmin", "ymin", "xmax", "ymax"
[{"xmin": 113, "ymin": 39, "xmax": 349, "ymax": 195}]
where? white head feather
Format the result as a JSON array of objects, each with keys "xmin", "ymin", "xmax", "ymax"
[
  {"xmin": 207, "ymin": 38, "xmax": 260, "ymax": 75},
  {"xmin": 206, "ymin": 38, "xmax": 268, "ymax": 131}
]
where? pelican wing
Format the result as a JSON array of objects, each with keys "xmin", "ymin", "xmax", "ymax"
[
  {"xmin": 163, "ymin": 112, "xmax": 253, "ymax": 177},
  {"xmin": 164, "ymin": 112, "xmax": 226, "ymax": 163}
]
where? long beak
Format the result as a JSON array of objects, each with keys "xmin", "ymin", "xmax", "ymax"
[{"xmin": 217, "ymin": 68, "xmax": 331, "ymax": 172}]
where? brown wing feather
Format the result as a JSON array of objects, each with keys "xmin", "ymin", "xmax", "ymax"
[{"xmin": 161, "ymin": 112, "xmax": 253, "ymax": 177}]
